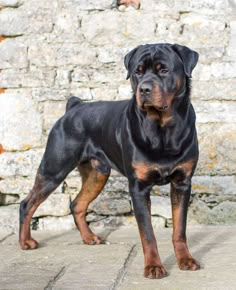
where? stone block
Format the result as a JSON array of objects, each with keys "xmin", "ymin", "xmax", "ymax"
[
  {"xmin": 0, "ymin": 39, "xmax": 27, "ymax": 69},
  {"xmin": 81, "ymin": 10, "xmax": 156, "ymax": 46},
  {"xmin": 89, "ymin": 192, "xmax": 131, "ymax": 215},
  {"xmin": 0, "ymin": 193, "xmax": 19, "ymax": 205},
  {"xmin": 33, "ymin": 194, "xmax": 71, "ymax": 217},
  {"xmin": 227, "ymin": 21, "xmax": 236, "ymax": 59},
  {"xmin": 0, "ymin": 177, "xmax": 34, "ymax": 195},
  {"xmin": 0, "ymin": 94, "xmax": 42, "ymax": 151},
  {"xmin": 192, "ymin": 176, "xmax": 236, "ymax": 195},
  {"xmin": 32, "ymin": 88, "xmax": 69, "ymax": 101},
  {"xmin": 69, "ymin": 87, "xmax": 93, "ymax": 101},
  {"xmin": 118, "ymin": 84, "xmax": 132, "ymax": 100},
  {"xmin": 0, "ymin": 68, "xmax": 56, "ymax": 88},
  {"xmin": 37, "ymin": 215, "xmax": 75, "ymax": 231},
  {"xmin": 0, "ymin": 8, "xmax": 28, "ymax": 36},
  {"xmin": 29, "ymin": 43, "xmax": 97, "ymax": 67},
  {"xmin": 97, "ymin": 47, "xmax": 126, "ymax": 64},
  {"xmin": 0, "ymin": 204, "xmax": 19, "ymax": 232},
  {"xmin": 178, "ymin": 14, "xmax": 226, "ymax": 48},
  {"xmin": 76, "ymin": 0, "xmax": 113, "ymax": 10},
  {"xmin": 175, "ymin": 0, "xmax": 227, "ymax": 15},
  {"xmin": 192, "ymin": 80, "xmax": 236, "ymax": 101},
  {"xmin": 193, "ymin": 100, "xmax": 236, "ymax": 123},
  {"xmin": 189, "ymin": 199, "xmax": 236, "ymax": 224},
  {"xmin": 193, "ymin": 62, "xmax": 236, "ymax": 81},
  {"xmin": 152, "ymin": 216, "xmax": 166, "ymax": 228},
  {"xmin": 0, "ymin": 0, "xmax": 22, "ymax": 6},
  {"xmin": 43, "ymin": 101, "xmax": 66, "ymax": 133},
  {"xmin": 0, "ymin": 149, "xmax": 43, "ymax": 178},
  {"xmin": 150, "ymin": 196, "xmax": 172, "ymax": 219},
  {"xmin": 91, "ymin": 87, "xmax": 117, "ymax": 101},
  {"xmin": 196, "ymin": 124, "xmax": 236, "ymax": 176}
]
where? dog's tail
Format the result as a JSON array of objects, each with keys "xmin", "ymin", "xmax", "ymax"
[{"xmin": 66, "ymin": 96, "xmax": 83, "ymax": 112}]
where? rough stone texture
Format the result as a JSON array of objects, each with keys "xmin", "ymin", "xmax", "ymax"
[
  {"xmin": 150, "ymin": 196, "xmax": 172, "ymax": 219},
  {"xmin": 0, "ymin": 204, "xmax": 19, "ymax": 232},
  {"xmin": 0, "ymin": 0, "xmax": 236, "ymax": 230},
  {"xmin": 1, "ymin": 226, "xmax": 236, "ymax": 289},
  {"xmin": 0, "ymin": 94, "xmax": 42, "ymax": 151},
  {"xmin": 33, "ymin": 194, "xmax": 71, "ymax": 218},
  {"xmin": 89, "ymin": 192, "xmax": 131, "ymax": 215}
]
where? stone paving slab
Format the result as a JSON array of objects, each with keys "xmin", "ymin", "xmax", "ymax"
[{"xmin": 0, "ymin": 226, "xmax": 236, "ymax": 289}]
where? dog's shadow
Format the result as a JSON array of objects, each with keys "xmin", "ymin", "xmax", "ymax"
[{"xmin": 163, "ymin": 227, "xmax": 230, "ymax": 271}]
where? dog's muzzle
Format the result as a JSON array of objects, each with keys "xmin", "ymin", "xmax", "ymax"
[{"xmin": 139, "ymin": 82, "xmax": 169, "ymax": 112}]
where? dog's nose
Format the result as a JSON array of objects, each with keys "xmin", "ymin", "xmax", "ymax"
[
  {"xmin": 140, "ymin": 83, "xmax": 152, "ymax": 95},
  {"xmin": 161, "ymin": 105, "xmax": 168, "ymax": 111}
]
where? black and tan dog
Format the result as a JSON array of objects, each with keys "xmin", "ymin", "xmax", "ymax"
[{"xmin": 19, "ymin": 43, "xmax": 200, "ymax": 279}]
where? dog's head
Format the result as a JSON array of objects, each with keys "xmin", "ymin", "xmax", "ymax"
[{"xmin": 124, "ymin": 43, "xmax": 198, "ymax": 112}]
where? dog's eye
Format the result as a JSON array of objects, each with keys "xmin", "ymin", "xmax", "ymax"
[
  {"xmin": 136, "ymin": 65, "xmax": 144, "ymax": 75},
  {"xmin": 159, "ymin": 68, "xmax": 169, "ymax": 74}
]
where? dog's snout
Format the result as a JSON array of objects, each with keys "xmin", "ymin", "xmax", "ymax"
[
  {"xmin": 161, "ymin": 104, "xmax": 168, "ymax": 111},
  {"xmin": 140, "ymin": 83, "xmax": 152, "ymax": 95}
]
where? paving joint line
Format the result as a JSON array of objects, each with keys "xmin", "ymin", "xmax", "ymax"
[
  {"xmin": 111, "ymin": 244, "xmax": 138, "ymax": 290},
  {"xmin": 44, "ymin": 266, "xmax": 66, "ymax": 290}
]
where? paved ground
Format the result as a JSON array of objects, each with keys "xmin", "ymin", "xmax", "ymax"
[{"xmin": 0, "ymin": 225, "xmax": 236, "ymax": 290}]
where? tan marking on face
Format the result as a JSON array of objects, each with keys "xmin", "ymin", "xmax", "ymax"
[{"xmin": 132, "ymin": 162, "xmax": 159, "ymax": 181}]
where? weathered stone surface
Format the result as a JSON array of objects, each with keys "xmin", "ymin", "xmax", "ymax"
[
  {"xmin": 0, "ymin": 204, "xmax": 19, "ymax": 232},
  {"xmin": 150, "ymin": 196, "xmax": 172, "ymax": 219},
  {"xmin": 76, "ymin": 0, "xmax": 113, "ymax": 10},
  {"xmin": 227, "ymin": 21, "xmax": 236, "ymax": 58},
  {"xmin": 0, "ymin": 94, "xmax": 42, "ymax": 151},
  {"xmin": 189, "ymin": 199, "xmax": 236, "ymax": 224},
  {"xmin": 37, "ymin": 214, "xmax": 75, "ymax": 230},
  {"xmin": 0, "ymin": 193, "xmax": 19, "ymax": 205},
  {"xmin": 0, "ymin": 8, "xmax": 27, "ymax": 36},
  {"xmin": 0, "ymin": 0, "xmax": 22, "ymax": 6},
  {"xmin": 192, "ymin": 80, "xmax": 236, "ymax": 101},
  {"xmin": 33, "ymin": 194, "xmax": 71, "ymax": 218},
  {"xmin": 89, "ymin": 192, "xmax": 131, "ymax": 215},
  {"xmin": 0, "ymin": 149, "xmax": 43, "ymax": 178},
  {"xmin": 0, "ymin": 177, "xmax": 34, "ymax": 195},
  {"xmin": 0, "ymin": 68, "xmax": 55, "ymax": 88},
  {"xmin": 43, "ymin": 101, "xmax": 66, "ymax": 133},
  {"xmin": 0, "ymin": 39, "xmax": 27, "ymax": 69},
  {"xmin": 81, "ymin": 11, "xmax": 156, "ymax": 46},
  {"xmin": 29, "ymin": 44, "xmax": 97, "ymax": 67},
  {"xmin": 192, "ymin": 176, "xmax": 236, "ymax": 195},
  {"xmin": 193, "ymin": 62, "xmax": 236, "ymax": 81},
  {"xmin": 193, "ymin": 101, "xmax": 236, "ymax": 123},
  {"xmin": 196, "ymin": 124, "xmax": 236, "ymax": 176}
]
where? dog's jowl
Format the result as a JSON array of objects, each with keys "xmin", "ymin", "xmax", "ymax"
[{"xmin": 19, "ymin": 43, "xmax": 200, "ymax": 279}]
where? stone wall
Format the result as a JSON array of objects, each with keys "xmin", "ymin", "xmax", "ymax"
[{"xmin": 0, "ymin": 0, "xmax": 236, "ymax": 232}]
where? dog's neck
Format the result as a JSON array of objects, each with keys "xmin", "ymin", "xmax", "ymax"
[{"xmin": 128, "ymin": 86, "xmax": 195, "ymax": 156}]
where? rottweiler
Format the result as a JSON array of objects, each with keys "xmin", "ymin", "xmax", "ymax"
[{"xmin": 19, "ymin": 43, "xmax": 200, "ymax": 279}]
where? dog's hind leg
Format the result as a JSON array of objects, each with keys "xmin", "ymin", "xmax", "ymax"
[
  {"xmin": 70, "ymin": 160, "xmax": 110, "ymax": 245},
  {"xmin": 19, "ymin": 122, "xmax": 79, "ymax": 250}
]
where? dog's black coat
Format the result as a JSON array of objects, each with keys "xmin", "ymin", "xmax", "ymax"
[{"xmin": 19, "ymin": 43, "xmax": 200, "ymax": 278}]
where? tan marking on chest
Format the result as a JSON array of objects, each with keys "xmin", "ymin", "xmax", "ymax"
[
  {"xmin": 174, "ymin": 159, "xmax": 197, "ymax": 177},
  {"xmin": 132, "ymin": 162, "xmax": 159, "ymax": 181}
]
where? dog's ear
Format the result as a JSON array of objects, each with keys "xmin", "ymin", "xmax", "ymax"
[
  {"xmin": 124, "ymin": 46, "xmax": 142, "ymax": 80},
  {"xmin": 172, "ymin": 44, "xmax": 199, "ymax": 78}
]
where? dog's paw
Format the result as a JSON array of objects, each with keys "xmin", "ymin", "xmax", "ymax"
[
  {"xmin": 144, "ymin": 264, "xmax": 168, "ymax": 279},
  {"xmin": 82, "ymin": 234, "xmax": 103, "ymax": 245},
  {"xmin": 178, "ymin": 257, "xmax": 200, "ymax": 271},
  {"xmin": 19, "ymin": 238, "xmax": 38, "ymax": 250}
]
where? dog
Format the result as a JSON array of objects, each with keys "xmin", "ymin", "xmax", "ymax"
[{"xmin": 19, "ymin": 43, "xmax": 200, "ymax": 279}]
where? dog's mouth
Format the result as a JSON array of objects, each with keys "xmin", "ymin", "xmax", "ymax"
[{"xmin": 142, "ymin": 101, "xmax": 169, "ymax": 112}]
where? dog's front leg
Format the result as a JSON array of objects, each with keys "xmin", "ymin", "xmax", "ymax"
[
  {"xmin": 170, "ymin": 180, "xmax": 200, "ymax": 270},
  {"xmin": 129, "ymin": 180, "xmax": 167, "ymax": 279}
]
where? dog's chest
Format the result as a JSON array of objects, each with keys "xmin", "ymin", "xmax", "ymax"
[{"xmin": 132, "ymin": 160, "xmax": 194, "ymax": 185}]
